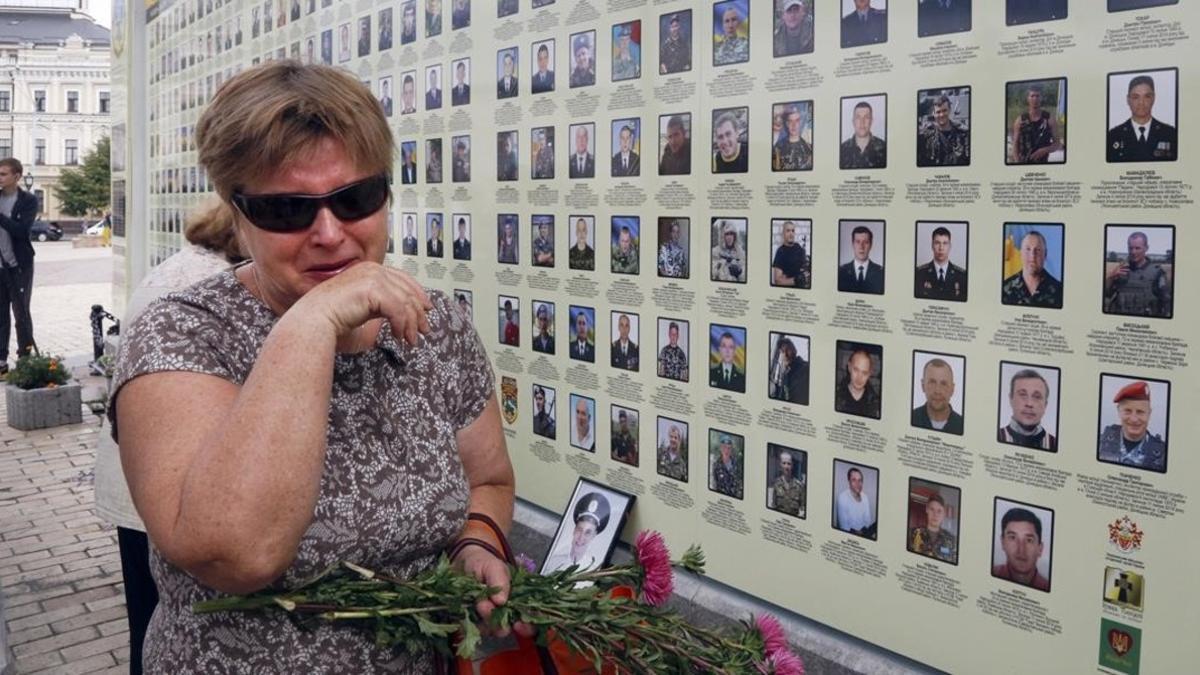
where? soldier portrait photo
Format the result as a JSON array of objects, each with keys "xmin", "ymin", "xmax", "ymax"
[
  {"xmin": 712, "ymin": 0, "xmax": 750, "ymax": 66},
  {"xmin": 656, "ymin": 417, "xmax": 690, "ymax": 483},
  {"xmin": 768, "ymin": 332, "xmax": 810, "ymax": 406},
  {"xmin": 611, "ymin": 20, "xmax": 642, "ymax": 81},
  {"xmin": 657, "ymin": 318, "xmax": 690, "ymax": 383},
  {"xmin": 657, "ymin": 217, "xmax": 690, "ymax": 279},
  {"xmin": 841, "ymin": 0, "xmax": 887, "ymax": 48},
  {"xmin": 569, "ymin": 30, "xmax": 597, "ymax": 88},
  {"xmin": 496, "ymin": 213, "xmax": 519, "ymax": 264},
  {"xmin": 497, "ymin": 0, "xmax": 518, "ymax": 17},
  {"xmin": 451, "ymin": 214, "xmax": 471, "ymax": 261},
  {"xmin": 837, "ymin": 220, "xmax": 885, "ymax": 295},
  {"xmin": 453, "ymin": 289, "xmax": 473, "ymax": 321},
  {"xmin": 991, "ymin": 498, "xmax": 1054, "ymax": 592},
  {"xmin": 1007, "ymin": 0, "xmax": 1067, "ymax": 26},
  {"xmin": 530, "ymin": 215, "xmax": 554, "ymax": 267},
  {"xmin": 401, "ymin": 213, "xmax": 419, "ymax": 255},
  {"xmin": 424, "ymin": 138, "xmax": 443, "ymax": 184},
  {"xmin": 531, "ymin": 385, "xmax": 556, "ymax": 440},
  {"xmin": 709, "ymin": 324, "xmax": 748, "ymax": 394},
  {"xmin": 910, "ymin": 351, "xmax": 966, "ymax": 436},
  {"xmin": 611, "ymin": 118, "xmax": 642, "ymax": 178},
  {"xmin": 569, "ymin": 395, "xmax": 597, "ymax": 453},
  {"xmin": 530, "ymin": 126, "xmax": 555, "ymax": 180},
  {"xmin": 658, "ymin": 113, "xmax": 692, "ymax": 176},
  {"xmin": 997, "ymin": 361, "xmax": 1061, "ymax": 452},
  {"xmin": 531, "ymin": 300, "xmax": 555, "ymax": 355},
  {"xmin": 424, "ymin": 63, "xmax": 443, "ymax": 111},
  {"xmin": 530, "ymin": 38, "xmax": 556, "ymax": 94},
  {"xmin": 610, "ymin": 405, "xmax": 640, "ymax": 467},
  {"xmin": 835, "ymin": 341, "xmax": 883, "ymax": 420},
  {"xmin": 568, "ymin": 123, "xmax": 596, "ymax": 179},
  {"xmin": 833, "ymin": 460, "xmax": 879, "ymax": 540},
  {"xmin": 774, "ymin": 0, "xmax": 814, "ymax": 58},
  {"xmin": 1006, "ymin": 77, "xmax": 1067, "ymax": 165},
  {"xmin": 495, "ymin": 46, "xmax": 519, "ymax": 99},
  {"xmin": 399, "ymin": 70, "xmax": 418, "ymax": 114},
  {"xmin": 451, "ymin": 135, "xmax": 471, "ymax": 182},
  {"xmin": 497, "ymin": 295, "xmax": 520, "ymax": 348},
  {"xmin": 542, "ymin": 479, "xmax": 634, "ymax": 575},
  {"xmin": 400, "ymin": 141, "xmax": 418, "ymax": 184},
  {"xmin": 708, "ymin": 430, "xmax": 745, "ymax": 500},
  {"xmin": 913, "ymin": 221, "xmax": 968, "ymax": 302},
  {"xmin": 771, "ymin": 218, "xmax": 812, "ymax": 289},
  {"xmin": 1001, "ymin": 224, "xmax": 1064, "ymax": 309},
  {"xmin": 1106, "ymin": 68, "xmax": 1178, "ymax": 163},
  {"xmin": 712, "ymin": 107, "xmax": 750, "ymax": 173},
  {"xmin": 711, "ymin": 217, "xmax": 748, "ymax": 283},
  {"xmin": 840, "ymin": 94, "xmax": 888, "ymax": 169},
  {"xmin": 1109, "ymin": 0, "xmax": 1178, "ymax": 11},
  {"xmin": 1103, "ymin": 225, "xmax": 1173, "ymax": 319},
  {"xmin": 1097, "ymin": 375, "xmax": 1170, "ymax": 474},
  {"xmin": 918, "ymin": 0, "xmax": 971, "ymax": 38},
  {"xmin": 917, "ymin": 87, "xmax": 970, "ymax": 167},
  {"xmin": 568, "ymin": 215, "xmax": 596, "ymax": 271},
  {"xmin": 611, "ymin": 216, "xmax": 641, "ymax": 275},
  {"xmin": 496, "ymin": 130, "xmax": 519, "ymax": 181},
  {"xmin": 659, "ymin": 10, "xmax": 693, "ymax": 75},
  {"xmin": 609, "ymin": 311, "xmax": 640, "ymax": 372},
  {"xmin": 425, "ymin": 212, "xmax": 444, "ymax": 258},
  {"xmin": 907, "ymin": 478, "xmax": 961, "ymax": 565},
  {"xmin": 771, "ymin": 101, "xmax": 814, "ymax": 172},
  {"xmin": 766, "ymin": 445, "xmax": 807, "ymax": 518}
]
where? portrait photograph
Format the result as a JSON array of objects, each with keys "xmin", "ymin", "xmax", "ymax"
[
  {"xmin": 658, "ymin": 113, "xmax": 692, "ymax": 176},
  {"xmin": 832, "ymin": 459, "xmax": 879, "ymax": 540},
  {"xmin": 1106, "ymin": 68, "xmax": 1178, "ymax": 163},
  {"xmin": 771, "ymin": 219, "xmax": 812, "ymax": 289},
  {"xmin": 991, "ymin": 497, "xmax": 1054, "ymax": 592},
  {"xmin": 1109, "ymin": 0, "xmax": 1177, "ymax": 10},
  {"xmin": 496, "ymin": 46, "xmax": 519, "ymax": 99},
  {"xmin": 659, "ymin": 10, "xmax": 693, "ymax": 74},
  {"xmin": 766, "ymin": 444, "xmax": 807, "ymax": 518},
  {"xmin": 656, "ymin": 217, "xmax": 690, "ymax": 279},
  {"xmin": 711, "ymin": 107, "xmax": 749, "ymax": 173},
  {"xmin": 1103, "ymin": 225, "xmax": 1174, "ymax": 319},
  {"xmin": 451, "ymin": 135, "xmax": 471, "ymax": 182},
  {"xmin": 357, "ymin": 15, "xmax": 371, "ymax": 58},
  {"xmin": 531, "ymin": 126, "xmax": 555, "ymax": 180},
  {"xmin": 531, "ymin": 384, "xmax": 556, "ymax": 440},
  {"xmin": 337, "ymin": 21, "xmax": 351, "ymax": 62},
  {"xmin": 611, "ymin": 118, "xmax": 642, "ymax": 177},
  {"xmin": 1001, "ymin": 223, "xmax": 1064, "ymax": 309},
  {"xmin": 451, "ymin": 213, "xmax": 471, "ymax": 261},
  {"xmin": 425, "ymin": 138, "xmax": 443, "ymax": 183},
  {"xmin": 713, "ymin": 0, "xmax": 750, "ymax": 66},
  {"xmin": 611, "ymin": 20, "xmax": 642, "ymax": 81},
  {"xmin": 656, "ymin": 317, "xmax": 690, "ymax": 383},
  {"xmin": 569, "ymin": 30, "xmax": 597, "ymax": 88},
  {"xmin": 568, "ymin": 305, "xmax": 596, "ymax": 363},
  {"xmin": 425, "ymin": 212, "xmax": 444, "ymax": 258},
  {"xmin": 541, "ymin": 478, "xmax": 635, "ymax": 575},
  {"xmin": 531, "ymin": 300, "xmax": 555, "ymax": 355},
  {"xmin": 1102, "ymin": 567, "xmax": 1145, "ymax": 611},
  {"xmin": 401, "ymin": 0, "xmax": 417, "ymax": 44},
  {"xmin": 772, "ymin": 101, "xmax": 814, "ymax": 172},
  {"xmin": 531, "ymin": 38, "xmax": 556, "ymax": 94},
  {"xmin": 451, "ymin": 0, "xmax": 470, "ymax": 30},
  {"xmin": 498, "ymin": 0, "xmax": 518, "ymax": 18},
  {"xmin": 917, "ymin": 86, "xmax": 971, "ymax": 167},
  {"xmin": 497, "ymin": 295, "xmax": 520, "ymax": 347},
  {"xmin": 569, "ymin": 394, "xmax": 597, "ymax": 453},
  {"xmin": 453, "ymin": 289, "xmax": 473, "ymax": 320},
  {"xmin": 497, "ymin": 213, "xmax": 519, "ymax": 264},
  {"xmin": 773, "ymin": 0, "xmax": 814, "ymax": 57},
  {"xmin": 609, "ymin": 311, "xmax": 640, "ymax": 372},
  {"xmin": 425, "ymin": 64, "xmax": 443, "ymax": 110},
  {"xmin": 914, "ymin": 220, "xmax": 968, "ymax": 302},
  {"xmin": 907, "ymin": 478, "xmax": 961, "ymax": 565},
  {"xmin": 835, "ymin": 341, "xmax": 883, "ymax": 420},
  {"xmin": 399, "ymin": 70, "xmax": 418, "ymax": 115},
  {"xmin": 400, "ymin": 213, "xmax": 419, "ymax": 255},
  {"xmin": 708, "ymin": 324, "xmax": 747, "ymax": 394},
  {"xmin": 841, "ymin": 0, "xmax": 887, "ymax": 48},
  {"xmin": 533, "ymin": 0, "xmax": 555, "ymax": 7},
  {"xmin": 568, "ymin": 122, "xmax": 596, "ymax": 179},
  {"xmin": 911, "ymin": 351, "xmax": 966, "ymax": 435},
  {"xmin": 450, "ymin": 58, "xmax": 471, "ymax": 106},
  {"xmin": 399, "ymin": 141, "xmax": 418, "ymax": 185},
  {"xmin": 377, "ymin": 76, "xmax": 394, "ymax": 117},
  {"xmin": 1005, "ymin": 77, "xmax": 1067, "ymax": 165},
  {"xmin": 610, "ymin": 405, "xmax": 640, "ymax": 467},
  {"xmin": 496, "ymin": 130, "xmax": 519, "ymax": 181},
  {"xmin": 320, "ymin": 29, "xmax": 332, "ymax": 64},
  {"xmin": 838, "ymin": 220, "xmax": 886, "ymax": 295},
  {"xmin": 568, "ymin": 215, "xmax": 596, "ymax": 271},
  {"xmin": 611, "ymin": 216, "xmax": 641, "ymax": 275},
  {"xmin": 918, "ymin": 0, "xmax": 970, "ymax": 38},
  {"xmin": 656, "ymin": 417, "xmax": 689, "ymax": 483},
  {"xmin": 530, "ymin": 214, "xmax": 555, "ymax": 267},
  {"xmin": 840, "ymin": 94, "xmax": 887, "ymax": 169},
  {"xmin": 1006, "ymin": 0, "xmax": 1067, "ymax": 26},
  {"xmin": 1097, "ymin": 374, "xmax": 1170, "ymax": 474},
  {"xmin": 997, "ymin": 361, "xmax": 1061, "ymax": 452},
  {"xmin": 768, "ymin": 332, "xmax": 810, "ymax": 406},
  {"xmin": 708, "ymin": 429, "xmax": 745, "ymax": 500},
  {"xmin": 425, "ymin": 0, "xmax": 441, "ymax": 37},
  {"xmin": 710, "ymin": 217, "xmax": 748, "ymax": 284}
]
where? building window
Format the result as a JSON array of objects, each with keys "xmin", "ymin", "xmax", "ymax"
[
  {"xmin": 98, "ymin": 91, "xmax": 110, "ymax": 114},
  {"xmin": 0, "ymin": 140, "xmax": 10, "ymax": 159},
  {"xmin": 0, "ymin": 91, "xmax": 9, "ymax": 112},
  {"xmin": 65, "ymin": 139, "xmax": 78, "ymax": 165},
  {"xmin": 34, "ymin": 139, "xmax": 46, "ymax": 165},
  {"xmin": 67, "ymin": 91, "xmax": 79, "ymax": 113},
  {"xmin": 34, "ymin": 90, "xmax": 45, "ymax": 112},
  {"xmin": 33, "ymin": 189, "xmax": 44, "ymax": 213}
]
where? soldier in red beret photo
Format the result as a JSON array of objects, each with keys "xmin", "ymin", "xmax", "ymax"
[{"xmin": 1097, "ymin": 376, "xmax": 1169, "ymax": 473}]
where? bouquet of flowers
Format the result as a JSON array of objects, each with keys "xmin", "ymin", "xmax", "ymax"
[{"xmin": 194, "ymin": 531, "xmax": 804, "ymax": 674}]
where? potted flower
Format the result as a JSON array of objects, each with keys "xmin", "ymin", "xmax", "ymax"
[{"xmin": 5, "ymin": 354, "xmax": 83, "ymax": 430}]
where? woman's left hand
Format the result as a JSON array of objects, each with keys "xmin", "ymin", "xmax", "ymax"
[{"xmin": 455, "ymin": 546, "xmax": 535, "ymax": 638}]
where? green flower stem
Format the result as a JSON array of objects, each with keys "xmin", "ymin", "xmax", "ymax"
[{"xmin": 318, "ymin": 605, "xmax": 449, "ymax": 620}]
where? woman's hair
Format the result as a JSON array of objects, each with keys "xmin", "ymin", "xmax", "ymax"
[
  {"xmin": 185, "ymin": 198, "xmax": 246, "ymax": 262},
  {"xmin": 195, "ymin": 61, "xmax": 393, "ymax": 201}
]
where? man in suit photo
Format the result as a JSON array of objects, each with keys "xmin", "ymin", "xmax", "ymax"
[
  {"xmin": 842, "ymin": 0, "xmax": 887, "ymax": 48},
  {"xmin": 497, "ymin": 50, "xmax": 518, "ymax": 98},
  {"xmin": 569, "ymin": 125, "xmax": 595, "ymax": 178},
  {"xmin": 918, "ymin": 0, "xmax": 971, "ymax": 38},
  {"xmin": 425, "ymin": 67, "xmax": 442, "ymax": 109},
  {"xmin": 451, "ymin": 60, "xmax": 471, "ymax": 105},
  {"xmin": 571, "ymin": 309, "xmax": 596, "ymax": 363},
  {"xmin": 1107, "ymin": 73, "xmax": 1178, "ymax": 163},
  {"xmin": 531, "ymin": 42, "xmax": 555, "ymax": 93},
  {"xmin": 838, "ymin": 224, "xmax": 885, "ymax": 294},
  {"xmin": 611, "ymin": 123, "xmax": 640, "ymax": 177}
]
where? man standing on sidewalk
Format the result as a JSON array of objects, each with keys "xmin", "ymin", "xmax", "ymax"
[{"xmin": 0, "ymin": 158, "xmax": 37, "ymax": 374}]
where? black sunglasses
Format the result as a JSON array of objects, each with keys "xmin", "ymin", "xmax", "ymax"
[{"xmin": 231, "ymin": 173, "xmax": 391, "ymax": 233}]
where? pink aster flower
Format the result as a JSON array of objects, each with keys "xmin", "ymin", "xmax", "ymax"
[
  {"xmin": 514, "ymin": 553, "xmax": 537, "ymax": 573},
  {"xmin": 756, "ymin": 650, "xmax": 805, "ymax": 675},
  {"xmin": 754, "ymin": 613, "xmax": 788, "ymax": 658},
  {"xmin": 634, "ymin": 530, "xmax": 673, "ymax": 606}
]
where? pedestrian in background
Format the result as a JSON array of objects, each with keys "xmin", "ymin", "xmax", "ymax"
[{"xmin": 0, "ymin": 157, "xmax": 37, "ymax": 374}]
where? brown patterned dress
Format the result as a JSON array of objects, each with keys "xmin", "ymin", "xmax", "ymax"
[{"xmin": 110, "ymin": 271, "xmax": 495, "ymax": 673}]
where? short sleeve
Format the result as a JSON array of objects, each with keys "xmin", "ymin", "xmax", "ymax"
[{"xmin": 431, "ymin": 292, "xmax": 495, "ymax": 430}]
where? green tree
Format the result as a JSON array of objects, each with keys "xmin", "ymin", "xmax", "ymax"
[{"xmin": 53, "ymin": 136, "xmax": 110, "ymax": 217}]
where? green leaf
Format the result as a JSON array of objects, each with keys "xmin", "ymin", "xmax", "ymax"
[
  {"xmin": 415, "ymin": 614, "xmax": 459, "ymax": 638},
  {"xmin": 455, "ymin": 617, "xmax": 481, "ymax": 659}
]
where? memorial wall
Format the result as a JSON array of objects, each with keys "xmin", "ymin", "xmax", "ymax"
[{"xmin": 117, "ymin": 1, "xmax": 1196, "ymax": 672}]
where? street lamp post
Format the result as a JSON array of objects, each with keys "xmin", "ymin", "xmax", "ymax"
[{"xmin": 22, "ymin": 172, "xmax": 32, "ymax": 190}]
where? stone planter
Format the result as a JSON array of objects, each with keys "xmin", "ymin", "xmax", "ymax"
[{"xmin": 6, "ymin": 383, "xmax": 83, "ymax": 430}]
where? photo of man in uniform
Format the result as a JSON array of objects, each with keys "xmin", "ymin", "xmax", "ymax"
[
  {"xmin": 834, "ymin": 463, "xmax": 877, "ymax": 539},
  {"xmin": 1007, "ymin": 0, "xmax": 1067, "ymax": 26},
  {"xmin": 451, "ymin": 0, "xmax": 469, "ymax": 30},
  {"xmin": 569, "ymin": 217, "xmax": 595, "ymax": 271},
  {"xmin": 400, "ymin": 72, "xmax": 417, "ymax": 114},
  {"xmin": 657, "ymin": 418, "xmax": 689, "ymax": 482},
  {"xmin": 497, "ymin": 214, "xmax": 518, "ymax": 264},
  {"xmin": 610, "ymin": 312, "xmax": 639, "ymax": 372},
  {"xmin": 914, "ymin": 223, "xmax": 967, "ymax": 301},
  {"xmin": 1001, "ymin": 226, "xmax": 1063, "ymax": 308},
  {"xmin": 918, "ymin": 0, "xmax": 970, "ymax": 38},
  {"xmin": 425, "ymin": 214, "xmax": 443, "ymax": 257},
  {"xmin": 532, "ymin": 385, "xmax": 556, "ymax": 440},
  {"xmin": 772, "ymin": 102, "xmax": 813, "ymax": 171},
  {"xmin": 838, "ymin": 222, "xmax": 885, "ymax": 294},
  {"xmin": 531, "ymin": 215, "xmax": 554, "ymax": 266},
  {"xmin": 1104, "ymin": 227, "xmax": 1173, "ymax": 319},
  {"xmin": 452, "ymin": 137, "xmax": 470, "ymax": 182},
  {"xmin": 767, "ymin": 445, "xmax": 806, "ymax": 518},
  {"xmin": 569, "ymin": 306, "xmax": 596, "ymax": 363},
  {"xmin": 498, "ymin": 0, "xmax": 517, "ymax": 17},
  {"xmin": 425, "ymin": 0, "xmax": 442, "ymax": 37},
  {"xmin": 657, "ymin": 217, "xmax": 689, "ymax": 279},
  {"xmin": 774, "ymin": 0, "xmax": 814, "ymax": 57},
  {"xmin": 496, "ymin": 48, "xmax": 518, "ymax": 99},
  {"xmin": 659, "ymin": 11, "xmax": 692, "ymax": 74},
  {"xmin": 531, "ymin": 40, "xmax": 555, "ymax": 94},
  {"xmin": 378, "ymin": 77, "xmax": 393, "ymax": 117},
  {"xmin": 1109, "ymin": 0, "xmax": 1178, "ymax": 11},
  {"xmin": 1098, "ymin": 378, "xmax": 1168, "ymax": 473},
  {"xmin": 401, "ymin": 214, "xmax": 418, "ymax": 255},
  {"xmin": 835, "ymin": 343, "xmax": 882, "ymax": 419},
  {"xmin": 768, "ymin": 332, "xmax": 810, "ymax": 406},
  {"xmin": 659, "ymin": 114, "xmax": 692, "ymax": 175},
  {"xmin": 841, "ymin": 96, "xmax": 887, "ymax": 169},
  {"xmin": 710, "ymin": 218, "xmax": 747, "ymax": 283},
  {"xmin": 569, "ymin": 123, "xmax": 595, "ymax": 179},
  {"xmin": 1007, "ymin": 79, "xmax": 1066, "ymax": 164},
  {"xmin": 569, "ymin": 31, "xmax": 596, "ymax": 88},
  {"xmin": 992, "ymin": 502, "xmax": 1052, "ymax": 591},
  {"xmin": 531, "ymin": 127, "xmax": 554, "ymax": 180},
  {"xmin": 452, "ymin": 215, "xmax": 471, "ymax": 260},
  {"xmin": 378, "ymin": 8, "xmax": 393, "ymax": 50},
  {"xmin": 531, "ymin": 302, "xmax": 555, "ymax": 355},
  {"xmin": 713, "ymin": 0, "xmax": 750, "ymax": 66},
  {"xmin": 709, "ymin": 431, "xmax": 744, "ymax": 499},
  {"xmin": 908, "ymin": 481, "xmax": 959, "ymax": 564},
  {"xmin": 611, "ymin": 217, "xmax": 640, "ymax": 274},
  {"xmin": 425, "ymin": 139, "xmax": 443, "ymax": 183},
  {"xmin": 657, "ymin": 319, "xmax": 689, "ymax": 382},
  {"xmin": 611, "ymin": 120, "xmax": 641, "ymax": 177},
  {"xmin": 611, "ymin": 407, "xmax": 639, "ymax": 467},
  {"xmin": 498, "ymin": 296, "xmax": 519, "ymax": 347},
  {"xmin": 451, "ymin": 59, "xmax": 471, "ymax": 106},
  {"xmin": 709, "ymin": 326, "xmax": 747, "ymax": 393},
  {"xmin": 570, "ymin": 395, "xmax": 596, "ymax": 452},
  {"xmin": 1107, "ymin": 71, "xmax": 1178, "ymax": 163},
  {"xmin": 841, "ymin": 0, "xmax": 887, "ymax": 48},
  {"xmin": 771, "ymin": 219, "xmax": 811, "ymax": 289},
  {"xmin": 496, "ymin": 131, "xmax": 519, "ymax": 181},
  {"xmin": 400, "ymin": 142, "xmax": 418, "ymax": 184},
  {"xmin": 400, "ymin": 0, "xmax": 417, "ymax": 44},
  {"xmin": 712, "ymin": 108, "xmax": 749, "ymax": 173},
  {"xmin": 612, "ymin": 21, "xmax": 641, "ymax": 81},
  {"xmin": 997, "ymin": 364, "xmax": 1059, "ymax": 451},
  {"xmin": 425, "ymin": 66, "xmax": 442, "ymax": 110},
  {"xmin": 917, "ymin": 89, "xmax": 970, "ymax": 167},
  {"xmin": 911, "ymin": 354, "xmax": 965, "ymax": 435}
]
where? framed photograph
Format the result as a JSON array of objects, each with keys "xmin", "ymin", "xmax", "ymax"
[
  {"xmin": 1006, "ymin": 0, "xmax": 1066, "ymax": 26},
  {"xmin": 1103, "ymin": 225, "xmax": 1174, "ymax": 319},
  {"xmin": 918, "ymin": 0, "xmax": 970, "ymax": 37},
  {"xmin": 453, "ymin": 289, "xmax": 473, "ymax": 320},
  {"xmin": 609, "ymin": 311, "xmax": 640, "ymax": 372},
  {"xmin": 568, "ymin": 215, "xmax": 596, "ymax": 271},
  {"xmin": 611, "ymin": 118, "xmax": 642, "ymax": 177},
  {"xmin": 772, "ymin": 101, "xmax": 814, "ymax": 171},
  {"xmin": 1107, "ymin": 68, "xmax": 1178, "ymax": 163},
  {"xmin": 377, "ymin": 76, "xmax": 394, "ymax": 117},
  {"xmin": 400, "ymin": 1, "xmax": 416, "ymax": 44},
  {"xmin": 569, "ymin": 30, "xmax": 597, "ymax": 88},
  {"xmin": 425, "ymin": 0, "xmax": 442, "ymax": 37},
  {"xmin": 496, "ymin": 46, "xmax": 519, "ymax": 99},
  {"xmin": 425, "ymin": 138, "xmax": 443, "ymax": 183},
  {"xmin": 320, "ymin": 29, "xmax": 332, "ymax": 64},
  {"xmin": 656, "ymin": 317, "xmax": 690, "ymax": 383},
  {"xmin": 770, "ymin": 218, "xmax": 811, "ymax": 289},
  {"xmin": 497, "ymin": 295, "xmax": 519, "ymax": 347},
  {"xmin": 837, "ymin": 219, "xmax": 885, "ymax": 294},
  {"xmin": 497, "ymin": 130, "xmax": 519, "ymax": 181},
  {"xmin": 450, "ymin": 58, "xmax": 471, "ymax": 106},
  {"xmin": 497, "ymin": 213, "xmax": 519, "ymax": 264},
  {"xmin": 991, "ymin": 497, "xmax": 1054, "ymax": 592},
  {"xmin": 766, "ymin": 444, "xmax": 807, "ymax": 518},
  {"xmin": 400, "ymin": 213, "xmax": 419, "ymax": 255},
  {"xmin": 840, "ymin": 0, "xmax": 887, "ymax": 48},
  {"xmin": 569, "ymin": 394, "xmax": 597, "ymax": 452},
  {"xmin": 713, "ymin": 0, "xmax": 750, "ymax": 66},
  {"xmin": 1097, "ymin": 374, "xmax": 1170, "ymax": 473},
  {"xmin": 611, "ymin": 20, "xmax": 642, "ymax": 81},
  {"xmin": 531, "ymin": 38, "xmax": 556, "ymax": 94},
  {"xmin": 840, "ymin": 94, "xmax": 887, "ymax": 169},
  {"xmin": 611, "ymin": 216, "xmax": 641, "ymax": 275},
  {"xmin": 658, "ymin": 113, "xmax": 692, "ymax": 176},
  {"xmin": 835, "ymin": 341, "xmax": 883, "ymax": 419},
  {"xmin": 400, "ymin": 140, "xmax": 418, "ymax": 184},
  {"xmin": 540, "ymin": 478, "xmax": 636, "ymax": 574},
  {"xmin": 708, "ymin": 324, "xmax": 747, "ymax": 393},
  {"xmin": 1005, "ymin": 77, "xmax": 1067, "ymax": 165},
  {"xmin": 451, "ymin": 213, "xmax": 471, "ymax": 260},
  {"xmin": 708, "ymin": 429, "xmax": 745, "ymax": 499},
  {"xmin": 531, "ymin": 214, "xmax": 554, "ymax": 267},
  {"xmin": 399, "ymin": 70, "xmax": 418, "ymax": 114},
  {"xmin": 774, "ymin": 0, "xmax": 814, "ymax": 57},
  {"xmin": 832, "ymin": 459, "xmax": 879, "ymax": 539},
  {"xmin": 451, "ymin": 0, "xmax": 469, "ymax": 30},
  {"xmin": 568, "ymin": 123, "xmax": 596, "ymax": 179},
  {"xmin": 498, "ymin": 0, "xmax": 518, "ymax": 18},
  {"xmin": 425, "ymin": 64, "xmax": 443, "ymax": 110},
  {"xmin": 531, "ymin": 299, "xmax": 555, "ymax": 354},
  {"xmin": 997, "ymin": 361, "xmax": 1061, "ymax": 452},
  {"xmin": 532, "ymin": 384, "xmax": 556, "ymax": 440},
  {"xmin": 768, "ymin": 331, "xmax": 810, "ymax": 406},
  {"xmin": 659, "ymin": 10, "xmax": 693, "ymax": 74},
  {"xmin": 568, "ymin": 305, "xmax": 596, "ymax": 363},
  {"xmin": 712, "ymin": 106, "xmax": 749, "ymax": 173},
  {"xmin": 610, "ymin": 405, "xmax": 640, "ymax": 467},
  {"xmin": 451, "ymin": 135, "xmax": 471, "ymax": 182},
  {"xmin": 917, "ymin": 86, "xmax": 971, "ymax": 167},
  {"xmin": 425, "ymin": 212, "xmax": 444, "ymax": 257},
  {"xmin": 657, "ymin": 217, "xmax": 690, "ymax": 279},
  {"xmin": 914, "ymin": 220, "xmax": 968, "ymax": 302},
  {"xmin": 710, "ymin": 217, "xmax": 748, "ymax": 283},
  {"xmin": 911, "ymin": 351, "xmax": 966, "ymax": 435},
  {"xmin": 907, "ymin": 478, "xmax": 961, "ymax": 565},
  {"xmin": 531, "ymin": 126, "xmax": 555, "ymax": 180},
  {"xmin": 357, "ymin": 14, "xmax": 371, "ymax": 57},
  {"xmin": 337, "ymin": 21, "xmax": 351, "ymax": 62},
  {"xmin": 656, "ymin": 417, "xmax": 689, "ymax": 482},
  {"xmin": 1109, "ymin": 0, "xmax": 1177, "ymax": 10},
  {"xmin": 1000, "ymin": 223, "xmax": 1064, "ymax": 308}
]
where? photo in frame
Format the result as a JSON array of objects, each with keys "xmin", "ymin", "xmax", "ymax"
[{"xmin": 540, "ymin": 478, "xmax": 636, "ymax": 575}]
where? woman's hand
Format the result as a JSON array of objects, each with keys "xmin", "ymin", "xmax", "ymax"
[
  {"xmin": 295, "ymin": 262, "xmax": 433, "ymax": 345},
  {"xmin": 454, "ymin": 546, "xmax": 534, "ymax": 638}
]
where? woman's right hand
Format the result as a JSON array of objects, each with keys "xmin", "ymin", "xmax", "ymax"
[{"xmin": 296, "ymin": 262, "xmax": 433, "ymax": 345}]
